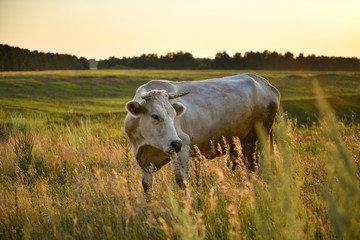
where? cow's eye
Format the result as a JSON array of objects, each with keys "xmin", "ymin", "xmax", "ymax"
[{"xmin": 152, "ymin": 114, "xmax": 160, "ymax": 121}]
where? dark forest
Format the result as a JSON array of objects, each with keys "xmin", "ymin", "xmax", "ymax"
[
  {"xmin": 1, "ymin": 44, "xmax": 359, "ymax": 71},
  {"xmin": 0, "ymin": 44, "xmax": 89, "ymax": 71},
  {"xmin": 98, "ymin": 51, "xmax": 360, "ymax": 71}
]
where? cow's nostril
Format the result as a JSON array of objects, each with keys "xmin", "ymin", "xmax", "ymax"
[{"xmin": 170, "ymin": 140, "xmax": 182, "ymax": 153}]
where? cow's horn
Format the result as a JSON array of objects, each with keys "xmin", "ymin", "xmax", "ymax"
[
  {"xmin": 168, "ymin": 91, "xmax": 190, "ymax": 99},
  {"xmin": 141, "ymin": 93, "xmax": 151, "ymax": 101}
]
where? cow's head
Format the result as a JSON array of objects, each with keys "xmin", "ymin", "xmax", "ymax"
[{"xmin": 126, "ymin": 90, "xmax": 189, "ymax": 154}]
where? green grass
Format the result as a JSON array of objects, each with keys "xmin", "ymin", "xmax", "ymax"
[
  {"xmin": 1, "ymin": 70, "xmax": 360, "ymax": 124},
  {"xmin": 0, "ymin": 69, "xmax": 360, "ymax": 239}
]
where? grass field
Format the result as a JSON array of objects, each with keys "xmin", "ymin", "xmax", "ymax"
[
  {"xmin": 0, "ymin": 70, "xmax": 360, "ymax": 239},
  {"xmin": 1, "ymin": 70, "xmax": 360, "ymax": 123}
]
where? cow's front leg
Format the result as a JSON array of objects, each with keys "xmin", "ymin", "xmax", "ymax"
[
  {"xmin": 141, "ymin": 169, "xmax": 153, "ymax": 202},
  {"xmin": 170, "ymin": 145, "xmax": 190, "ymax": 196}
]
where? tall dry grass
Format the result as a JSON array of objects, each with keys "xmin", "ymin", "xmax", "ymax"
[{"xmin": 0, "ymin": 102, "xmax": 359, "ymax": 239}]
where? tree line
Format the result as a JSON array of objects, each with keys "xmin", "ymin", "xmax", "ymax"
[
  {"xmin": 1, "ymin": 44, "xmax": 359, "ymax": 71},
  {"xmin": 0, "ymin": 44, "xmax": 89, "ymax": 71},
  {"xmin": 98, "ymin": 50, "xmax": 360, "ymax": 71}
]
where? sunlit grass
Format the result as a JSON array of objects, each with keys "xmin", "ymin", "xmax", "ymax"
[{"xmin": 1, "ymin": 98, "xmax": 359, "ymax": 239}]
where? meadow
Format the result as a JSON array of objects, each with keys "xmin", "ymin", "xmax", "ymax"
[{"xmin": 0, "ymin": 70, "xmax": 359, "ymax": 239}]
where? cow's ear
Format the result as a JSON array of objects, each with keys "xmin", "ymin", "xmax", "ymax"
[
  {"xmin": 172, "ymin": 102, "xmax": 186, "ymax": 117},
  {"xmin": 126, "ymin": 101, "xmax": 144, "ymax": 117}
]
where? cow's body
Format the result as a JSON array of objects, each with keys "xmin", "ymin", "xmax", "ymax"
[{"xmin": 124, "ymin": 74, "xmax": 280, "ymax": 196}]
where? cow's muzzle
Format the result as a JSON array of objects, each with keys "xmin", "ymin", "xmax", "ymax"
[{"xmin": 170, "ymin": 140, "xmax": 182, "ymax": 153}]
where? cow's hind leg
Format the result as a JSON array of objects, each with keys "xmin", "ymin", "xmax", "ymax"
[
  {"xmin": 241, "ymin": 130, "xmax": 257, "ymax": 171},
  {"xmin": 141, "ymin": 169, "xmax": 153, "ymax": 202},
  {"xmin": 245, "ymin": 101, "xmax": 278, "ymax": 171}
]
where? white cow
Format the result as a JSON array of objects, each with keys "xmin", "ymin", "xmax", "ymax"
[{"xmin": 124, "ymin": 74, "xmax": 280, "ymax": 196}]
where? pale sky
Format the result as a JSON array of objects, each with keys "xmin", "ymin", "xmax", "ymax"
[{"xmin": 1, "ymin": 0, "xmax": 360, "ymax": 60}]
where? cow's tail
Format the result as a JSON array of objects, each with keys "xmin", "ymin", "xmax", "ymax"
[
  {"xmin": 265, "ymin": 101, "xmax": 279, "ymax": 154},
  {"xmin": 269, "ymin": 127, "xmax": 274, "ymax": 154}
]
